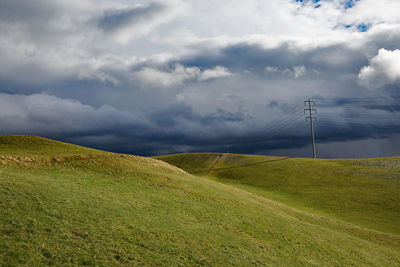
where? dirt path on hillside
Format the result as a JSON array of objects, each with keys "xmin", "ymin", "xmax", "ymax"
[{"xmin": 206, "ymin": 154, "xmax": 227, "ymax": 177}]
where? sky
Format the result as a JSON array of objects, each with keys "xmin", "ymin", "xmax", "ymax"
[{"xmin": 0, "ymin": 0, "xmax": 400, "ymax": 158}]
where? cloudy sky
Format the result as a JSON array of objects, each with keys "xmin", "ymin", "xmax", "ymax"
[{"xmin": 1, "ymin": 0, "xmax": 400, "ymax": 158}]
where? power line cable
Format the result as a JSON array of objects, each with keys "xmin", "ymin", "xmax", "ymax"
[{"xmin": 250, "ymin": 107, "xmax": 304, "ymax": 139}]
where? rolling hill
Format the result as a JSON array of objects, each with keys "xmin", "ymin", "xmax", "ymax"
[
  {"xmin": 156, "ymin": 153, "xmax": 400, "ymax": 236},
  {"xmin": 1, "ymin": 136, "xmax": 399, "ymax": 266}
]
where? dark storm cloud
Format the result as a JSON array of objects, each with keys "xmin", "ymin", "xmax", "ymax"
[
  {"xmin": 0, "ymin": 89, "xmax": 399, "ymax": 157},
  {"xmin": 148, "ymin": 105, "xmax": 246, "ymax": 128},
  {"xmin": 0, "ymin": 93, "xmax": 251, "ymax": 155}
]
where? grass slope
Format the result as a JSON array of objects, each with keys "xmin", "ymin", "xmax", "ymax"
[
  {"xmin": 156, "ymin": 153, "xmax": 400, "ymax": 236},
  {"xmin": 0, "ymin": 136, "xmax": 399, "ymax": 266}
]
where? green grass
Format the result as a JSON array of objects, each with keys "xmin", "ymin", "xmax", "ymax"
[
  {"xmin": 1, "ymin": 136, "xmax": 400, "ymax": 266},
  {"xmin": 0, "ymin": 135, "xmax": 99, "ymax": 156},
  {"xmin": 156, "ymin": 153, "xmax": 400, "ymax": 236}
]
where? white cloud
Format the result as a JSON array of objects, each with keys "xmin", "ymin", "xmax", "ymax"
[
  {"xmin": 1, "ymin": 0, "xmax": 399, "ymax": 87},
  {"xmin": 358, "ymin": 48, "xmax": 400, "ymax": 88},
  {"xmin": 293, "ymin": 65, "xmax": 306, "ymax": 78},
  {"xmin": 265, "ymin": 65, "xmax": 306, "ymax": 78},
  {"xmin": 199, "ymin": 66, "xmax": 232, "ymax": 81},
  {"xmin": 134, "ymin": 64, "xmax": 200, "ymax": 87},
  {"xmin": 341, "ymin": 0, "xmax": 400, "ymax": 26},
  {"xmin": 161, "ymin": 0, "xmax": 400, "ymax": 51},
  {"xmin": 265, "ymin": 66, "xmax": 279, "ymax": 73},
  {"xmin": 134, "ymin": 64, "xmax": 232, "ymax": 87}
]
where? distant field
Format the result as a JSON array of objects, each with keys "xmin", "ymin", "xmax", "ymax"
[
  {"xmin": 1, "ymin": 136, "xmax": 399, "ymax": 266},
  {"xmin": 156, "ymin": 153, "xmax": 400, "ymax": 235}
]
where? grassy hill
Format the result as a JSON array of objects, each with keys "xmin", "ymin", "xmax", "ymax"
[
  {"xmin": 156, "ymin": 153, "xmax": 400, "ymax": 236},
  {"xmin": 1, "ymin": 136, "xmax": 399, "ymax": 266}
]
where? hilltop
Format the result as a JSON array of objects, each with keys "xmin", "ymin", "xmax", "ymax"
[{"xmin": 1, "ymin": 136, "xmax": 399, "ymax": 266}]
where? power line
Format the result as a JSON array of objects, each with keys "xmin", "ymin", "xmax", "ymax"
[
  {"xmin": 261, "ymin": 112, "xmax": 305, "ymax": 141},
  {"xmin": 318, "ymin": 113, "xmax": 400, "ymax": 119},
  {"xmin": 317, "ymin": 121, "xmax": 400, "ymax": 130},
  {"xmin": 284, "ymin": 120, "xmax": 308, "ymax": 137},
  {"xmin": 250, "ymin": 107, "xmax": 304, "ymax": 139},
  {"xmin": 237, "ymin": 97, "xmax": 400, "ymax": 157}
]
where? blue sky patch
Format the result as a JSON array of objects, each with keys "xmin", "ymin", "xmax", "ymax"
[
  {"xmin": 296, "ymin": 0, "xmax": 359, "ymax": 9},
  {"xmin": 343, "ymin": 0, "xmax": 359, "ymax": 9},
  {"xmin": 344, "ymin": 23, "xmax": 370, "ymax": 32},
  {"xmin": 357, "ymin": 23, "xmax": 370, "ymax": 32}
]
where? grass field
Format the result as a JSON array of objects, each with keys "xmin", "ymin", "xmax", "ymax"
[
  {"xmin": 156, "ymin": 153, "xmax": 400, "ymax": 236},
  {"xmin": 1, "ymin": 136, "xmax": 400, "ymax": 266}
]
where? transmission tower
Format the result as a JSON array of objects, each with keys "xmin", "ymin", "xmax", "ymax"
[{"xmin": 304, "ymin": 99, "xmax": 317, "ymax": 158}]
